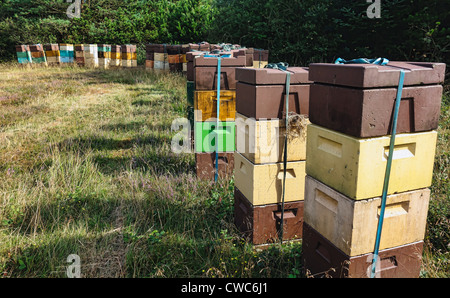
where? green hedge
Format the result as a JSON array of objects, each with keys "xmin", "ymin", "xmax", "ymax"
[{"xmin": 1, "ymin": 0, "xmax": 449, "ymax": 75}]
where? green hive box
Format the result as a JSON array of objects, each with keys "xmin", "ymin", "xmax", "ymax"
[{"xmin": 194, "ymin": 121, "xmax": 235, "ymax": 153}]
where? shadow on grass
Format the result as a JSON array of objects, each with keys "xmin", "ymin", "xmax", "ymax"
[{"xmin": 57, "ymin": 134, "xmax": 195, "ymax": 176}]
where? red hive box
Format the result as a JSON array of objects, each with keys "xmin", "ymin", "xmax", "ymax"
[
  {"xmin": 235, "ymin": 67, "xmax": 311, "ymax": 119},
  {"xmin": 194, "ymin": 55, "xmax": 246, "ymax": 90},
  {"xmin": 195, "ymin": 152, "xmax": 234, "ymax": 180},
  {"xmin": 234, "ymin": 187, "xmax": 303, "ymax": 245},
  {"xmin": 302, "ymin": 223, "xmax": 424, "ymax": 278},
  {"xmin": 308, "ymin": 61, "xmax": 446, "ymax": 138}
]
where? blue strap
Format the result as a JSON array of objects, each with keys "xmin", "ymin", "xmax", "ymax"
[
  {"xmin": 265, "ymin": 62, "xmax": 291, "ymax": 243},
  {"xmin": 334, "ymin": 57, "xmax": 389, "ymax": 65},
  {"xmin": 370, "ymin": 69, "xmax": 406, "ymax": 278},
  {"xmin": 214, "ymin": 57, "xmax": 222, "ymax": 182},
  {"xmin": 204, "ymin": 54, "xmax": 231, "ymax": 58},
  {"xmin": 264, "ymin": 62, "xmax": 289, "ymax": 71}
]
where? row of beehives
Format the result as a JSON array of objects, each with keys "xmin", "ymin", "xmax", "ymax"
[
  {"xmin": 145, "ymin": 42, "xmax": 269, "ymax": 74},
  {"xmin": 189, "ymin": 55, "xmax": 446, "ymax": 278},
  {"xmin": 15, "ymin": 44, "xmax": 137, "ymax": 68}
]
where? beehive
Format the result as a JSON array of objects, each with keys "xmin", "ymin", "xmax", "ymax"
[
  {"xmin": 83, "ymin": 44, "xmax": 98, "ymax": 68},
  {"xmin": 44, "ymin": 44, "xmax": 60, "ymax": 66},
  {"xmin": 16, "ymin": 45, "xmax": 32, "ymax": 65},
  {"xmin": 302, "ymin": 61, "xmax": 445, "ymax": 278},
  {"xmin": 121, "ymin": 44, "xmax": 136, "ymax": 67},
  {"xmin": 74, "ymin": 44, "xmax": 85, "ymax": 66},
  {"xmin": 97, "ymin": 44, "xmax": 111, "ymax": 69},
  {"xmin": 110, "ymin": 45, "xmax": 122, "ymax": 67},
  {"xmin": 29, "ymin": 44, "xmax": 47, "ymax": 66},
  {"xmin": 252, "ymin": 49, "xmax": 269, "ymax": 68},
  {"xmin": 59, "ymin": 44, "xmax": 74, "ymax": 64}
]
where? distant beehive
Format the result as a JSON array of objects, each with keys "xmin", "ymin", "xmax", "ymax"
[
  {"xmin": 59, "ymin": 44, "xmax": 74, "ymax": 64},
  {"xmin": 29, "ymin": 44, "xmax": 47, "ymax": 66},
  {"xmin": 44, "ymin": 44, "xmax": 60, "ymax": 66},
  {"xmin": 84, "ymin": 44, "xmax": 98, "ymax": 68},
  {"xmin": 74, "ymin": 44, "xmax": 85, "ymax": 66},
  {"xmin": 110, "ymin": 45, "xmax": 122, "ymax": 68},
  {"xmin": 16, "ymin": 45, "xmax": 32, "ymax": 65},
  {"xmin": 121, "ymin": 44, "xmax": 137, "ymax": 67},
  {"xmin": 98, "ymin": 44, "xmax": 111, "ymax": 69}
]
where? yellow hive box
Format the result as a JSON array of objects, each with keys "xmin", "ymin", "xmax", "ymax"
[
  {"xmin": 252, "ymin": 61, "xmax": 268, "ymax": 68},
  {"xmin": 194, "ymin": 90, "xmax": 236, "ymax": 122},
  {"xmin": 154, "ymin": 52, "xmax": 168, "ymax": 62},
  {"xmin": 234, "ymin": 152, "xmax": 306, "ymax": 206},
  {"xmin": 236, "ymin": 113, "xmax": 308, "ymax": 164},
  {"xmin": 45, "ymin": 50, "xmax": 60, "ymax": 57},
  {"xmin": 304, "ymin": 175, "xmax": 431, "ymax": 256},
  {"xmin": 111, "ymin": 52, "xmax": 122, "ymax": 59},
  {"xmin": 122, "ymin": 52, "xmax": 132, "ymax": 60},
  {"xmin": 306, "ymin": 124, "xmax": 437, "ymax": 200}
]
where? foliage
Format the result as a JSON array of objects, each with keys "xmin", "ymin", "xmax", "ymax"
[{"xmin": 208, "ymin": 0, "xmax": 450, "ymax": 68}]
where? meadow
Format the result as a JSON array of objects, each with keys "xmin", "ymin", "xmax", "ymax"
[{"xmin": 0, "ymin": 63, "xmax": 448, "ymax": 278}]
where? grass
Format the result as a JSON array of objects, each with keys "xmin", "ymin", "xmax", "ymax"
[{"xmin": 0, "ymin": 62, "xmax": 448, "ymax": 278}]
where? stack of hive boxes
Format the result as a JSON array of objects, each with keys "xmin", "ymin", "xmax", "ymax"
[
  {"xmin": 121, "ymin": 44, "xmax": 137, "ymax": 68},
  {"xmin": 59, "ymin": 44, "xmax": 74, "ymax": 65},
  {"xmin": 181, "ymin": 44, "xmax": 190, "ymax": 73},
  {"xmin": 29, "ymin": 44, "xmax": 47, "ymax": 66},
  {"xmin": 252, "ymin": 49, "xmax": 269, "ymax": 68},
  {"xmin": 75, "ymin": 44, "xmax": 85, "ymax": 67},
  {"xmin": 168, "ymin": 45, "xmax": 183, "ymax": 72},
  {"xmin": 233, "ymin": 66, "xmax": 311, "ymax": 245},
  {"xmin": 84, "ymin": 44, "xmax": 98, "ymax": 68},
  {"xmin": 97, "ymin": 44, "xmax": 111, "ymax": 69},
  {"xmin": 110, "ymin": 45, "xmax": 122, "ymax": 68},
  {"xmin": 302, "ymin": 61, "xmax": 446, "ymax": 278},
  {"xmin": 16, "ymin": 45, "xmax": 32, "ymax": 65},
  {"xmin": 44, "ymin": 44, "xmax": 60, "ymax": 66},
  {"xmin": 153, "ymin": 44, "xmax": 169, "ymax": 72},
  {"xmin": 145, "ymin": 44, "xmax": 156, "ymax": 70},
  {"xmin": 193, "ymin": 53, "xmax": 246, "ymax": 180},
  {"xmin": 232, "ymin": 48, "xmax": 269, "ymax": 69}
]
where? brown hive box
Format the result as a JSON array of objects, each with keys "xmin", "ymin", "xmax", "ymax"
[
  {"xmin": 194, "ymin": 55, "xmax": 246, "ymax": 90},
  {"xmin": 302, "ymin": 223, "xmax": 424, "ymax": 278},
  {"xmin": 308, "ymin": 61, "xmax": 446, "ymax": 138},
  {"xmin": 29, "ymin": 44, "xmax": 44, "ymax": 52},
  {"xmin": 186, "ymin": 51, "xmax": 205, "ymax": 81},
  {"xmin": 43, "ymin": 44, "xmax": 59, "ymax": 51},
  {"xmin": 16, "ymin": 45, "xmax": 29, "ymax": 52},
  {"xmin": 195, "ymin": 152, "xmax": 234, "ymax": 180},
  {"xmin": 234, "ymin": 187, "xmax": 303, "ymax": 245},
  {"xmin": 235, "ymin": 67, "xmax": 311, "ymax": 119}
]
